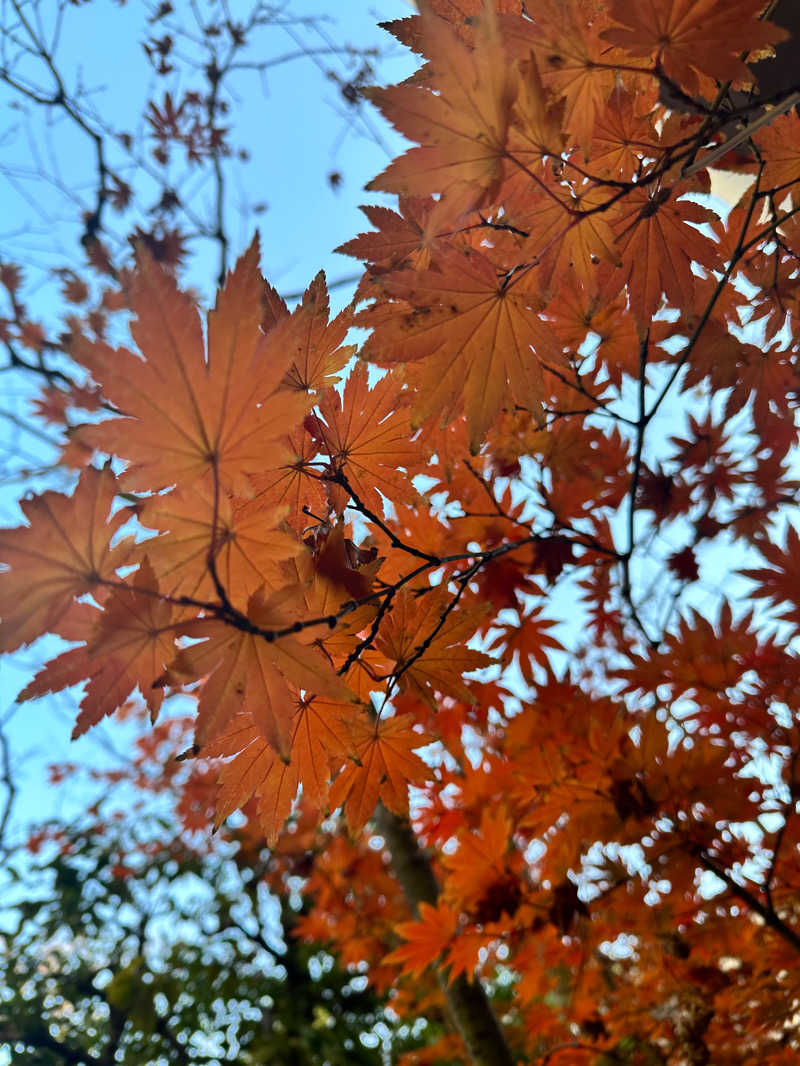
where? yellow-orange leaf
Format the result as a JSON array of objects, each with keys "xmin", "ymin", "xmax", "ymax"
[
  {"xmin": 329, "ymin": 713, "xmax": 431, "ymax": 833},
  {"xmin": 361, "ymin": 245, "xmax": 564, "ymax": 450},
  {"xmin": 367, "ymin": 4, "xmax": 517, "ymax": 213},
  {"xmin": 173, "ymin": 587, "xmax": 355, "ymax": 756},
  {"xmin": 20, "ymin": 559, "xmax": 176, "ymax": 736},
  {"xmin": 0, "ymin": 465, "xmax": 131, "ymax": 652},
  {"xmin": 73, "ymin": 238, "xmax": 310, "ymax": 492}
]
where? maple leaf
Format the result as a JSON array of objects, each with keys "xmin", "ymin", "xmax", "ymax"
[
  {"xmin": 366, "ymin": 4, "xmax": 517, "ymax": 214},
  {"xmin": 376, "ymin": 587, "xmax": 492, "ymax": 706},
  {"xmin": 288, "ymin": 694, "xmax": 363, "ymax": 798},
  {"xmin": 202, "ymin": 714, "xmax": 281, "ymax": 820},
  {"xmin": 501, "ymin": 1, "xmax": 621, "ymax": 152},
  {"xmin": 335, "ymin": 198, "xmax": 444, "ymax": 281},
  {"xmin": 361, "ymin": 244, "xmax": 564, "ymax": 449},
  {"xmin": 246, "ymin": 427, "xmax": 328, "ymax": 533},
  {"xmin": 73, "ymin": 239, "xmax": 311, "ymax": 492},
  {"xmin": 488, "ymin": 610, "xmax": 564, "ymax": 686},
  {"xmin": 681, "ymin": 317, "xmax": 753, "ymax": 395},
  {"xmin": 307, "ymin": 362, "xmax": 419, "ymax": 516},
  {"xmin": 511, "ymin": 183, "xmax": 621, "ymax": 300},
  {"xmin": 619, "ymin": 605, "xmax": 760, "ymax": 705},
  {"xmin": 724, "ymin": 344, "xmax": 796, "ymax": 437},
  {"xmin": 19, "ymin": 559, "xmax": 176, "ymax": 737},
  {"xmin": 204, "ymin": 695, "xmax": 361, "ymax": 843},
  {"xmin": 442, "ymin": 806, "xmax": 513, "ymax": 912},
  {"xmin": 0, "ymin": 262, "xmax": 23, "ymax": 293},
  {"xmin": 328, "ymin": 713, "xmax": 431, "ymax": 833},
  {"xmin": 603, "ymin": 0, "xmax": 787, "ymax": 100},
  {"xmin": 754, "ymin": 112, "xmax": 800, "ymax": 196},
  {"xmin": 171, "ymin": 587, "xmax": 355, "ymax": 757},
  {"xmin": 139, "ymin": 476, "xmax": 300, "ymax": 600},
  {"xmin": 270, "ymin": 271, "xmax": 355, "ymax": 392},
  {"xmin": 590, "ymin": 86, "xmax": 660, "ymax": 179},
  {"xmin": 385, "ymin": 901, "xmax": 459, "ymax": 977},
  {"xmin": 58, "ymin": 270, "xmax": 90, "ymax": 305},
  {"xmin": 740, "ymin": 526, "xmax": 800, "ymax": 631},
  {"xmin": 444, "ymin": 928, "xmax": 497, "ymax": 982},
  {"xmin": 0, "ymin": 465, "xmax": 132, "ymax": 652},
  {"xmin": 538, "ymin": 422, "xmax": 631, "ymax": 519},
  {"xmin": 612, "ymin": 186, "xmax": 720, "ymax": 328}
]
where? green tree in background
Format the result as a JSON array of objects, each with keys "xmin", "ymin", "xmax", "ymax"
[{"xmin": 0, "ymin": 785, "xmax": 430, "ymax": 1065}]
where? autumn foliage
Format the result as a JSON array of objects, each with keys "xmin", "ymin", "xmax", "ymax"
[{"xmin": 4, "ymin": 0, "xmax": 800, "ymax": 1063}]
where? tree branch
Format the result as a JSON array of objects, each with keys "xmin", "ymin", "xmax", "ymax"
[{"xmin": 697, "ymin": 849, "xmax": 800, "ymax": 954}]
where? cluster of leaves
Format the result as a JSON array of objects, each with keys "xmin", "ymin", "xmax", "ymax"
[{"xmin": 3, "ymin": 0, "xmax": 800, "ymax": 1064}]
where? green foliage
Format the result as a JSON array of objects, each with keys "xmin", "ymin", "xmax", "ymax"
[{"xmin": 0, "ymin": 810, "xmax": 412, "ymax": 1065}]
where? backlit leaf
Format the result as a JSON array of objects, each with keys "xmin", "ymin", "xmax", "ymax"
[{"xmin": 0, "ymin": 465, "xmax": 131, "ymax": 652}]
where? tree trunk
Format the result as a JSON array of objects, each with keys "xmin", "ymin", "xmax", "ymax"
[{"xmin": 373, "ymin": 804, "xmax": 517, "ymax": 1066}]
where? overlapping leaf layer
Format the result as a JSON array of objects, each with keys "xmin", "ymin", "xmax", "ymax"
[{"xmin": 4, "ymin": 1, "xmax": 800, "ymax": 1062}]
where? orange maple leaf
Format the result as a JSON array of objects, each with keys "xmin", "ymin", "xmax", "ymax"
[
  {"xmin": 361, "ymin": 244, "xmax": 564, "ymax": 449},
  {"xmin": 172, "ymin": 587, "xmax": 355, "ymax": 757},
  {"xmin": 139, "ymin": 476, "xmax": 300, "ymax": 600},
  {"xmin": 442, "ymin": 806, "xmax": 513, "ymax": 911},
  {"xmin": 307, "ymin": 362, "xmax": 419, "ymax": 515},
  {"xmin": 247, "ymin": 427, "xmax": 328, "ymax": 533},
  {"xmin": 0, "ymin": 465, "xmax": 132, "ymax": 652},
  {"xmin": 501, "ymin": 1, "xmax": 620, "ymax": 153},
  {"xmin": 590, "ymin": 86, "xmax": 659, "ymax": 179},
  {"xmin": 206, "ymin": 695, "xmax": 362, "ymax": 843},
  {"xmin": 19, "ymin": 559, "xmax": 176, "ymax": 737},
  {"xmin": 272, "ymin": 271, "xmax": 355, "ymax": 392},
  {"xmin": 603, "ymin": 0, "xmax": 787, "ymax": 100},
  {"xmin": 203, "ymin": 715, "xmax": 298, "ymax": 843},
  {"xmin": 377, "ymin": 587, "xmax": 492, "ymax": 705},
  {"xmin": 292, "ymin": 523, "xmax": 382, "ymax": 632},
  {"xmin": 329, "ymin": 712, "xmax": 431, "ymax": 833},
  {"xmin": 366, "ymin": 4, "xmax": 517, "ymax": 215},
  {"xmin": 336, "ymin": 198, "xmax": 444, "ymax": 280},
  {"xmin": 612, "ymin": 186, "xmax": 720, "ymax": 328},
  {"xmin": 385, "ymin": 901, "xmax": 459, "ymax": 977},
  {"xmin": 73, "ymin": 238, "xmax": 311, "ymax": 492},
  {"xmin": 754, "ymin": 111, "xmax": 800, "ymax": 195},
  {"xmin": 516, "ymin": 182, "xmax": 622, "ymax": 299},
  {"xmin": 488, "ymin": 610, "xmax": 564, "ymax": 686}
]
